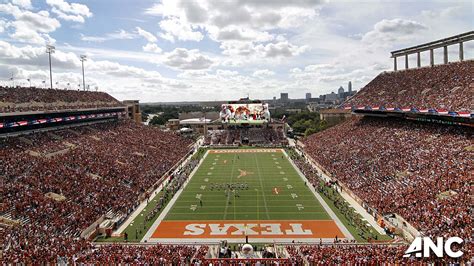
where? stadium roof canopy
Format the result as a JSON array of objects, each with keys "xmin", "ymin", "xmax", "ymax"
[{"xmin": 390, "ymin": 31, "xmax": 474, "ymax": 58}]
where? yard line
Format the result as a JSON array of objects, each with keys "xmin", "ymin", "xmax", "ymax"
[
  {"xmin": 223, "ymin": 153, "xmax": 237, "ymax": 220},
  {"xmin": 254, "ymin": 153, "xmax": 271, "ymax": 220}
]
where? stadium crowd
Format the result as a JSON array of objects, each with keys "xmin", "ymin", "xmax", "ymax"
[
  {"xmin": 0, "ymin": 86, "xmax": 123, "ymax": 113},
  {"xmin": 346, "ymin": 60, "xmax": 473, "ymax": 112},
  {"xmin": 71, "ymin": 244, "xmax": 198, "ymax": 264},
  {"xmin": 303, "ymin": 116, "xmax": 472, "ymax": 259},
  {"xmin": 205, "ymin": 128, "xmax": 286, "ymax": 146},
  {"xmin": 297, "ymin": 245, "xmax": 409, "ymax": 264},
  {"xmin": 0, "ymin": 120, "xmax": 193, "ymax": 262}
]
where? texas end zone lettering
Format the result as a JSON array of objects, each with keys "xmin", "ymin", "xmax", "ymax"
[
  {"xmin": 151, "ymin": 220, "xmax": 345, "ymax": 239},
  {"xmin": 185, "ymin": 223, "xmax": 311, "ymax": 236}
]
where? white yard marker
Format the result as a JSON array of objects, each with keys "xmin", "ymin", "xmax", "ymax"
[
  {"xmin": 291, "ymin": 193, "xmax": 298, "ymax": 199},
  {"xmin": 190, "ymin": 205, "xmax": 197, "ymax": 211},
  {"xmin": 277, "ymin": 166, "xmax": 282, "ymax": 169},
  {"xmin": 273, "ymin": 158, "xmax": 277, "ymax": 160},
  {"xmin": 195, "ymin": 194, "xmax": 202, "ymax": 199},
  {"xmin": 296, "ymin": 204, "xmax": 304, "ymax": 210},
  {"xmin": 275, "ymin": 162, "xmax": 279, "ymax": 165},
  {"xmin": 212, "ymin": 162, "xmax": 216, "ymax": 165},
  {"xmin": 286, "ymin": 184, "xmax": 293, "ymax": 189},
  {"xmin": 280, "ymin": 171, "xmax": 285, "ymax": 174},
  {"xmin": 200, "ymin": 185, "xmax": 206, "ymax": 190},
  {"xmin": 204, "ymin": 178, "xmax": 209, "ymax": 182},
  {"xmin": 283, "ymin": 177, "xmax": 288, "ymax": 182},
  {"xmin": 207, "ymin": 172, "xmax": 212, "ymax": 175},
  {"xmin": 210, "ymin": 167, "xmax": 214, "ymax": 170}
]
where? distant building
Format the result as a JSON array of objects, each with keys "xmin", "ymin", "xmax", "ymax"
[
  {"xmin": 325, "ymin": 92, "xmax": 339, "ymax": 103},
  {"xmin": 280, "ymin": 93, "xmax": 289, "ymax": 103},
  {"xmin": 315, "ymin": 81, "xmax": 357, "ymax": 106},
  {"xmin": 285, "ymin": 108, "xmax": 303, "ymax": 113},
  {"xmin": 338, "ymin": 86, "xmax": 344, "ymax": 95},
  {"xmin": 305, "ymin": 93, "xmax": 311, "ymax": 101}
]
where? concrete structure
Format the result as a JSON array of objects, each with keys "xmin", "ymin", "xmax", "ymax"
[
  {"xmin": 305, "ymin": 93, "xmax": 312, "ymax": 102},
  {"xmin": 280, "ymin": 93, "xmax": 289, "ymax": 103},
  {"xmin": 123, "ymin": 100, "xmax": 141, "ymax": 123},
  {"xmin": 179, "ymin": 118, "xmax": 212, "ymax": 134},
  {"xmin": 391, "ymin": 31, "xmax": 473, "ymax": 70},
  {"xmin": 179, "ymin": 111, "xmax": 219, "ymax": 121},
  {"xmin": 319, "ymin": 109, "xmax": 352, "ymax": 127},
  {"xmin": 166, "ymin": 119, "xmax": 180, "ymax": 131},
  {"xmin": 348, "ymin": 81, "xmax": 352, "ymax": 93}
]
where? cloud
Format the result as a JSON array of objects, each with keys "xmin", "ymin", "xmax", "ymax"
[
  {"xmin": 0, "ymin": 19, "xmax": 7, "ymax": 33},
  {"xmin": 46, "ymin": 0, "xmax": 92, "ymax": 23},
  {"xmin": 163, "ymin": 48, "xmax": 214, "ymax": 70},
  {"xmin": 252, "ymin": 69, "xmax": 275, "ymax": 78},
  {"xmin": 158, "ymin": 17, "xmax": 203, "ymax": 42},
  {"xmin": 0, "ymin": 40, "xmax": 81, "ymax": 70},
  {"xmin": 255, "ymin": 41, "xmax": 308, "ymax": 58},
  {"xmin": 214, "ymin": 27, "xmax": 273, "ymax": 42},
  {"xmin": 11, "ymin": 0, "xmax": 32, "ymax": 9},
  {"xmin": 136, "ymin": 27, "xmax": 157, "ymax": 43},
  {"xmin": 146, "ymin": 0, "xmax": 322, "ymax": 44},
  {"xmin": 81, "ymin": 30, "xmax": 137, "ymax": 43},
  {"xmin": 142, "ymin": 43, "xmax": 162, "ymax": 54},
  {"xmin": 0, "ymin": 3, "xmax": 60, "ymax": 44},
  {"xmin": 362, "ymin": 18, "xmax": 427, "ymax": 46}
]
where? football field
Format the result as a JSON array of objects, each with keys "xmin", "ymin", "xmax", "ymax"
[{"xmin": 144, "ymin": 149, "xmax": 352, "ymax": 243}]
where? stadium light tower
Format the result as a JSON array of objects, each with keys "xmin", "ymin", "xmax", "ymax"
[
  {"xmin": 80, "ymin": 55, "xmax": 87, "ymax": 91},
  {"xmin": 46, "ymin": 45, "xmax": 55, "ymax": 90}
]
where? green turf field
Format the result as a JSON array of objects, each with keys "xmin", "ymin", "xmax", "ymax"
[{"xmin": 164, "ymin": 150, "xmax": 331, "ymax": 221}]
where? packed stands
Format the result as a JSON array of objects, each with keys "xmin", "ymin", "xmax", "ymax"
[
  {"xmin": 0, "ymin": 120, "xmax": 193, "ymax": 263},
  {"xmin": 345, "ymin": 60, "xmax": 474, "ymax": 112},
  {"xmin": 204, "ymin": 128, "xmax": 286, "ymax": 146},
  {"xmin": 304, "ymin": 116, "xmax": 472, "ymax": 243},
  {"xmin": 72, "ymin": 244, "xmax": 198, "ymax": 264},
  {"xmin": 296, "ymin": 245, "xmax": 409, "ymax": 264},
  {"xmin": 0, "ymin": 86, "xmax": 123, "ymax": 113}
]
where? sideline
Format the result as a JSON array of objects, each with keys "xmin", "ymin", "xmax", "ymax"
[
  {"xmin": 292, "ymin": 146, "xmax": 386, "ymax": 235},
  {"xmin": 114, "ymin": 139, "xmax": 202, "ymax": 235},
  {"xmin": 283, "ymin": 149, "xmax": 354, "ymax": 241},
  {"xmin": 141, "ymin": 149, "xmax": 210, "ymax": 242}
]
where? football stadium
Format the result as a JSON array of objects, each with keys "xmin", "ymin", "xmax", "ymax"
[{"xmin": 0, "ymin": 0, "xmax": 473, "ymax": 264}]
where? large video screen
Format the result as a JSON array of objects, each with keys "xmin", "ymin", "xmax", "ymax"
[{"xmin": 220, "ymin": 103, "xmax": 270, "ymax": 123}]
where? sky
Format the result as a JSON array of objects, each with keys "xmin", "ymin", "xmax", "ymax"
[{"xmin": 0, "ymin": 0, "xmax": 472, "ymax": 102}]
